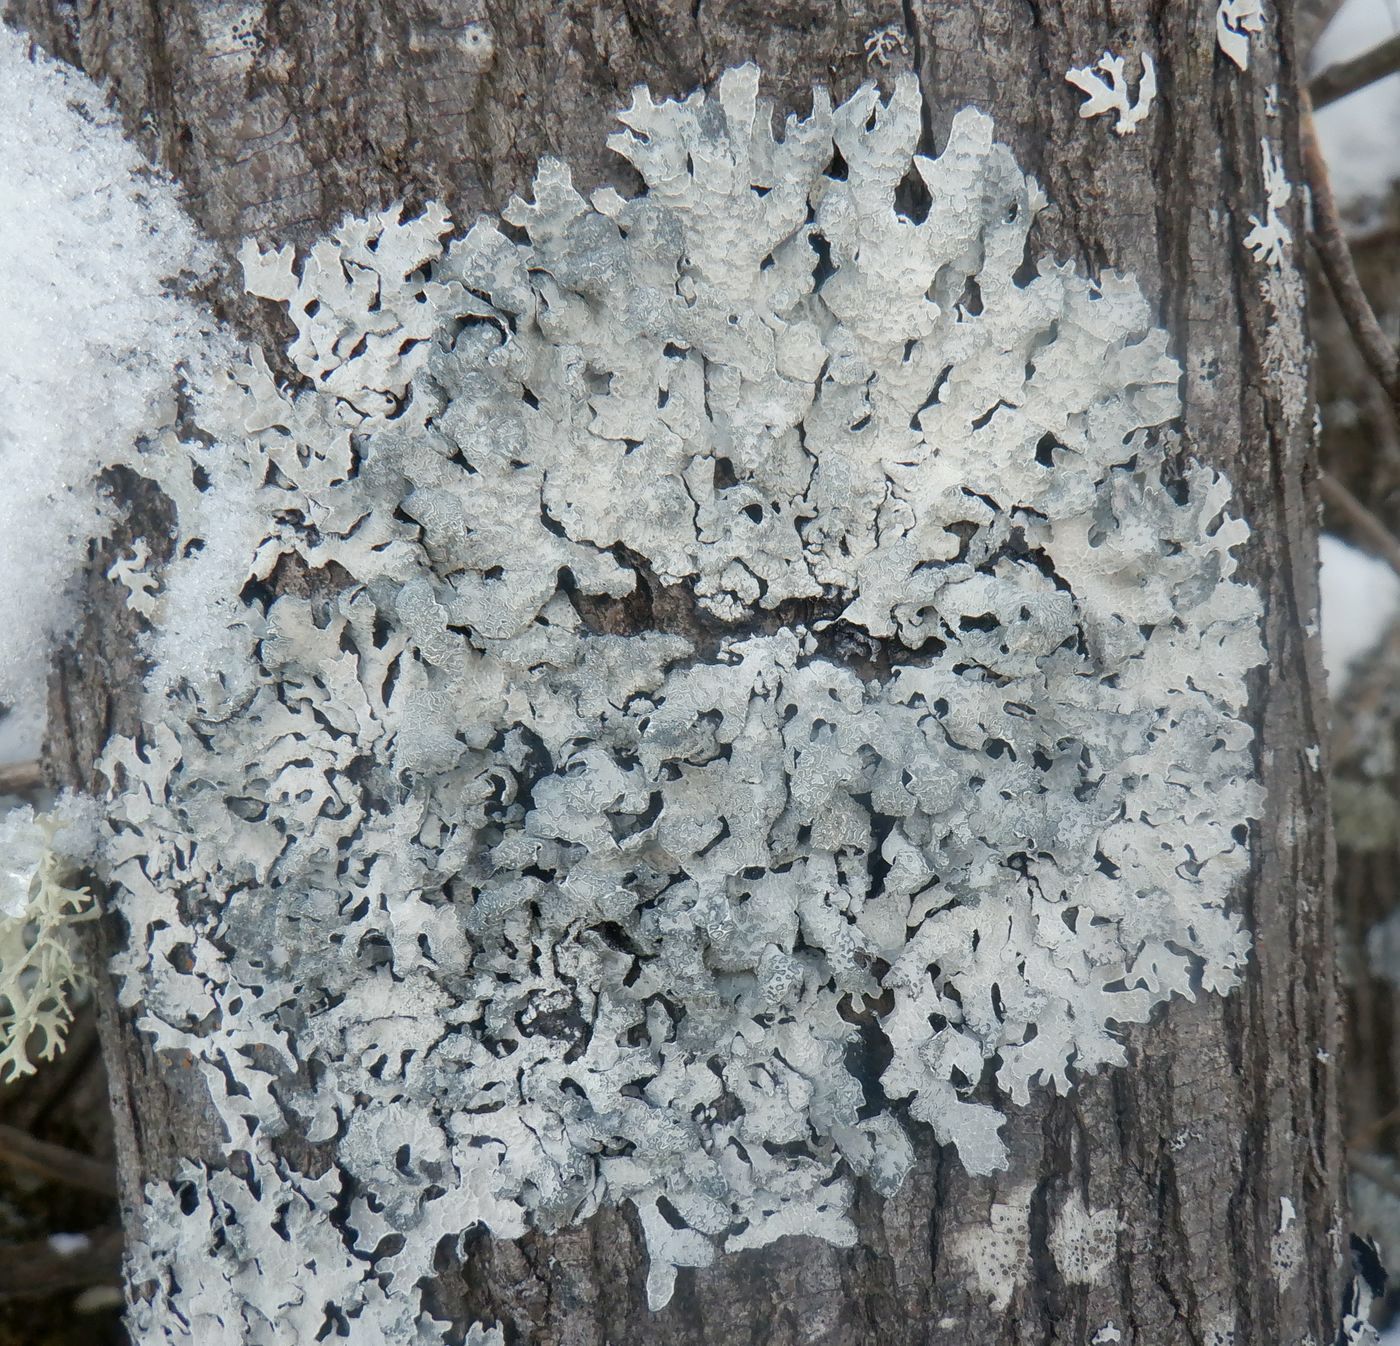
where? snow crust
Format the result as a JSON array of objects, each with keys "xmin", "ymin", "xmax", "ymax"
[{"xmin": 0, "ymin": 25, "xmax": 218, "ymax": 762}]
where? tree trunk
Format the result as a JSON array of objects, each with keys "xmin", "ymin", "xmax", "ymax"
[{"xmin": 6, "ymin": 2, "xmax": 1344, "ymax": 1343}]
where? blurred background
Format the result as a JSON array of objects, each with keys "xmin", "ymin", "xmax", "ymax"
[
  {"xmin": 1310, "ymin": 0, "xmax": 1400, "ymax": 1337},
  {"xmin": 1, "ymin": 1, "xmax": 1400, "ymax": 1341}
]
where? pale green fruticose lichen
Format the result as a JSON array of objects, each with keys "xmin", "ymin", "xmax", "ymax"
[
  {"xmin": 0, "ymin": 804, "xmax": 95, "ymax": 1081},
  {"xmin": 99, "ymin": 65, "xmax": 1263, "ymax": 1340}
]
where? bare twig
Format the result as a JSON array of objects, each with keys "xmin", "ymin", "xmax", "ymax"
[
  {"xmin": 1311, "ymin": 32, "xmax": 1400, "ymax": 110},
  {"xmin": 1301, "ymin": 99, "xmax": 1400, "ymax": 398},
  {"xmin": 1298, "ymin": 0, "xmax": 1350, "ymax": 59},
  {"xmin": 1359, "ymin": 378, "xmax": 1400, "ymax": 472},
  {"xmin": 0, "ymin": 1227, "xmax": 122, "ymax": 1301},
  {"xmin": 1348, "ymin": 222, "xmax": 1400, "ymax": 255},
  {"xmin": 10, "ymin": 1011, "xmax": 101, "ymax": 1132},
  {"xmin": 0, "ymin": 760, "xmax": 42, "ymax": 795},
  {"xmin": 1319, "ymin": 473, "xmax": 1400, "ymax": 581},
  {"xmin": 1349, "ymin": 1101, "xmax": 1400, "ymax": 1152},
  {"xmin": 0, "ymin": 1123, "xmax": 117, "ymax": 1198}
]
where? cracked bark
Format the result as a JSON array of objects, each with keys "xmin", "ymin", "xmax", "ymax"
[{"xmin": 4, "ymin": 1, "xmax": 1345, "ymax": 1342}]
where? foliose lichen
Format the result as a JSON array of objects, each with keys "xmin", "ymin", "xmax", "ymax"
[
  {"xmin": 102, "ymin": 64, "xmax": 1264, "ymax": 1337},
  {"xmin": 1065, "ymin": 50, "xmax": 1157, "ymax": 135},
  {"xmin": 1217, "ymin": 0, "xmax": 1266, "ymax": 72}
]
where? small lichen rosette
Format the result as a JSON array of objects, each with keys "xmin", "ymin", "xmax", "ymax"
[{"xmin": 108, "ymin": 66, "xmax": 1263, "ymax": 1334}]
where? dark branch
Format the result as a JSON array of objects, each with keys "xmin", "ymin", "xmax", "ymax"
[
  {"xmin": 0, "ymin": 761, "xmax": 41, "ymax": 795},
  {"xmin": 1310, "ymin": 31, "xmax": 1400, "ymax": 110},
  {"xmin": 1301, "ymin": 102, "xmax": 1400, "ymax": 397},
  {"xmin": 0, "ymin": 1228, "xmax": 122, "ymax": 1302},
  {"xmin": 1319, "ymin": 473, "xmax": 1400, "ymax": 581},
  {"xmin": 0, "ymin": 1123, "xmax": 117, "ymax": 1198}
]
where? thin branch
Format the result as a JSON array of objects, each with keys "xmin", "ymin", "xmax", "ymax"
[
  {"xmin": 1310, "ymin": 31, "xmax": 1400, "ymax": 110},
  {"xmin": 1350, "ymin": 1102, "xmax": 1400, "ymax": 1152},
  {"xmin": 1359, "ymin": 377, "xmax": 1400, "ymax": 472},
  {"xmin": 1298, "ymin": 0, "xmax": 1351, "ymax": 59},
  {"xmin": 10, "ymin": 1012, "xmax": 100, "ymax": 1132},
  {"xmin": 0, "ymin": 1227, "xmax": 122, "ymax": 1301},
  {"xmin": 1301, "ymin": 99, "xmax": 1400, "ymax": 397},
  {"xmin": 0, "ymin": 761, "xmax": 42, "ymax": 795},
  {"xmin": 1348, "ymin": 222, "xmax": 1400, "ymax": 255},
  {"xmin": 1319, "ymin": 473, "xmax": 1400, "ymax": 581},
  {"xmin": 0, "ymin": 1123, "xmax": 117, "ymax": 1198}
]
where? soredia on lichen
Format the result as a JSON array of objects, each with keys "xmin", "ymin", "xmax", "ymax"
[{"xmin": 102, "ymin": 65, "xmax": 1264, "ymax": 1336}]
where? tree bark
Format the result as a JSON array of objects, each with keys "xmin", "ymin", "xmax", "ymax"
[{"xmin": 5, "ymin": 2, "xmax": 1344, "ymax": 1343}]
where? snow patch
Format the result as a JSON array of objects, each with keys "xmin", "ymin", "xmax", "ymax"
[
  {"xmin": 1312, "ymin": 0, "xmax": 1400, "ymax": 209},
  {"xmin": 1319, "ymin": 533, "xmax": 1400, "ymax": 686},
  {"xmin": 0, "ymin": 25, "xmax": 219, "ymax": 756}
]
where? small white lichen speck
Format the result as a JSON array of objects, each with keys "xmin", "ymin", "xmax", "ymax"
[
  {"xmin": 864, "ymin": 24, "xmax": 909, "ymax": 68},
  {"xmin": 1271, "ymin": 1195, "xmax": 1303, "ymax": 1287},
  {"xmin": 106, "ymin": 540, "xmax": 160, "ymax": 619},
  {"xmin": 1244, "ymin": 139, "xmax": 1292, "ymax": 268},
  {"xmin": 101, "ymin": 64, "xmax": 1264, "ymax": 1337},
  {"xmin": 1066, "ymin": 51, "xmax": 1157, "ymax": 135}
]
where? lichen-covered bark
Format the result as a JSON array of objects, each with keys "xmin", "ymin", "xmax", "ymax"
[{"xmin": 5, "ymin": 1, "xmax": 1342, "ymax": 1343}]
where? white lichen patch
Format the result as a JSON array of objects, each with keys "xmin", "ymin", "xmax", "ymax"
[
  {"xmin": 101, "ymin": 64, "xmax": 1264, "ymax": 1336},
  {"xmin": 865, "ymin": 24, "xmax": 910, "ymax": 68},
  {"xmin": 1067, "ymin": 51, "xmax": 1157, "ymax": 135},
  {"xmin": 1217, "ymin": 0, "xmax": 1265, "ymax": 72},
  {"xmin": 1245, "ymin": 138, "xmax": 1307, "ymax": 429},
  {"xmin": 192, "ymin": 2, "xmax": 266, "ymax": 70},
  {"xmin": 955, "ymin": 1182, "xmax": 1034, "ymax": 1311},
  {"xmin": 1271, "ymin": 1195, "xmax": 1303, "ymax": 1287},
  {"xmin": 456, "ymin": 22, "xmax": 495, "ymax": 69},
  {"xmin": 1049, "ymin": 1189, "xmax": 1116, "ymax": 1285},
  {"xmin": 107, "ymin": 540, "xmax": 160, "ymax": 620},
  {"xmin": 1244, "ymin": 140, "xmax": 1292, "ymax": 268}
]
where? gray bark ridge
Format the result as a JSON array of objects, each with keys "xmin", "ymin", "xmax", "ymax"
[{"xmin": 5, "ymin": 1, "xmax": 1343, "ymax": 1343}]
